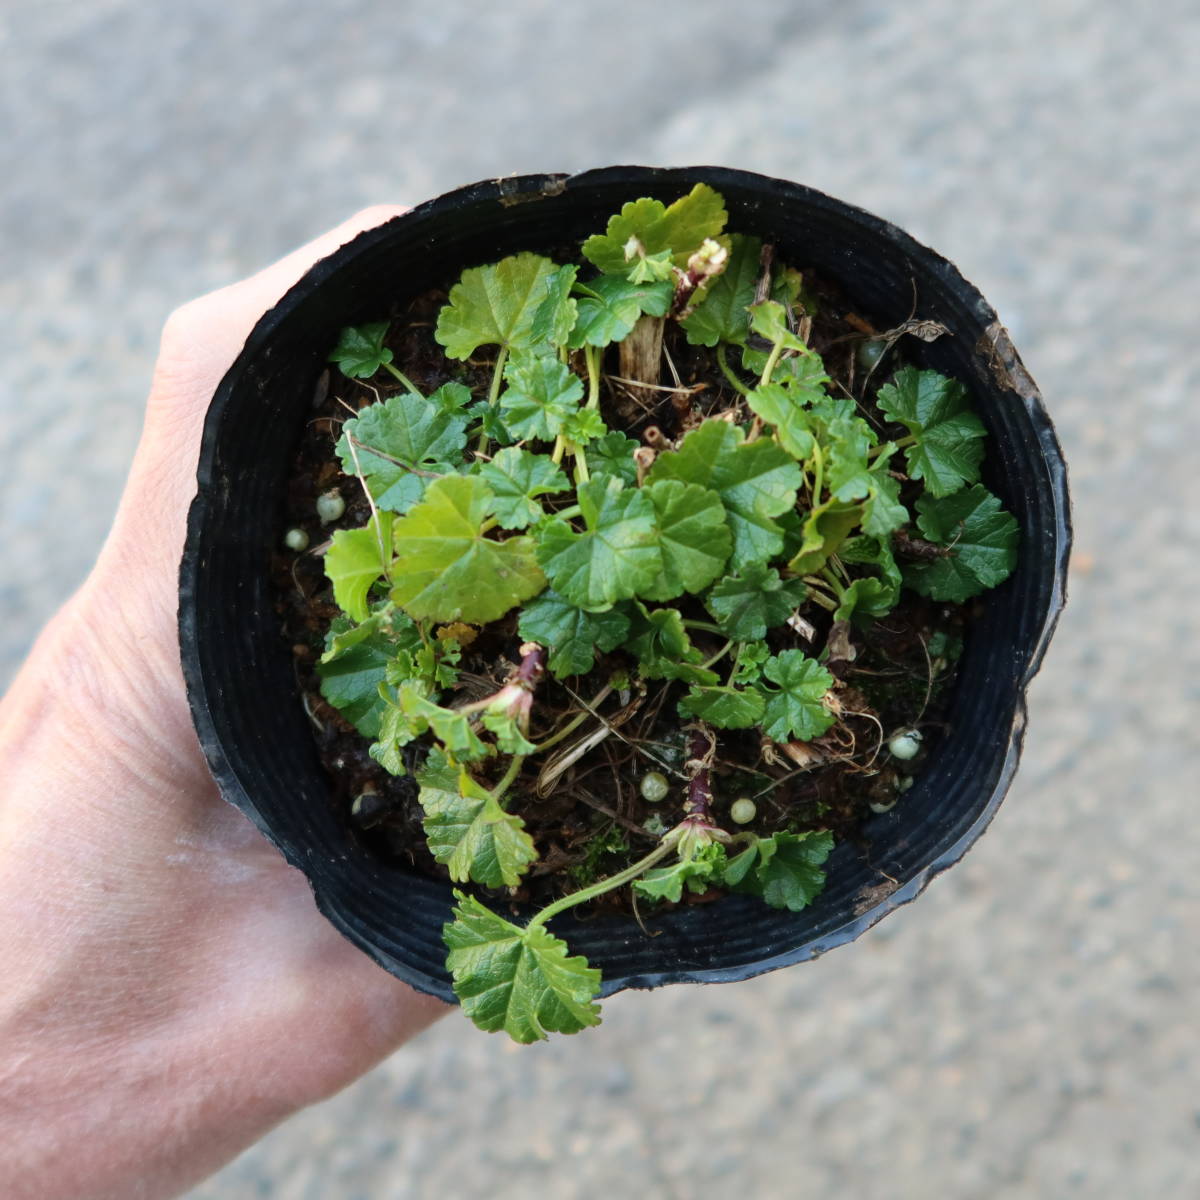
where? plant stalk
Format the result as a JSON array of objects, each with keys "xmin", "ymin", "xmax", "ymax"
[{"xmin": 382, "ymin": 362, "xmax": 423, "ymax": 395}]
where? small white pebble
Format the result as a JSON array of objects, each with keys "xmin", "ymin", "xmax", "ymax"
[
  {"xmin": 888, "ymin": 730, "xmax": 923, "ymax": 760},
  {"xmin": 730, "ymin": 797, "xmax": 757, "ymax": 825},
  {"xmin": 640, "ymin": 771, "xmax": 670, "ymax": 803},
  {"xmin": 316, "ymin": 490, "xmax": 345, "ymax": 524},
  {"xmin": 869, "ymin": 796, "xmax": 899, "ymax": 814},
  {"xmin": 284, "ymin": 527, "xmax": 309, "ymax": 552},
  {"xmin": 896, "ymin": 775, "xmax": 914, "ymax": 793}
]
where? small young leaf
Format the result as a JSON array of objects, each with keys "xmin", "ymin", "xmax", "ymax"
[
  {"xmin": 444, "ymin": 892, "xmax": 603, "ymax": 1042},
  {"xmin": 324, "ymin": 513, "xmax": 394, "ymax": 622},
  {"xmin": 725, "ymin": 831, "xmax": 834, "ymax": 911},
  {"xmin": 627, "ymin": 602, "xmax": 717, "ymax": 685},
  {"xmin": 498, "ymin": 352, "xmax": 585, "ymax": 442},
  {"xmin": 581, "ymin": 183, "xmax": 728, "ymax": 274},
  {"xmin": 861, "ymin": 455, "xmax": 909, "ymax": 539},
  {"xmin": 316, "ymin": 607, "xmax": 421, "ymax": 738},
  {"xmin": 390, "ymin": 476, "xmax": 545, "ymax": 623},
  {"xmin": 680, "ymin": 232, "xmax": 762, "ymax": 348},
  {"xmin": 640, "ymin": 479, "xmax": 732, "ymax": 602},
  {"xmin": 535, "ymin": 479, "xmax": 659, "ymax": 610},
  {"xmin": 645, "ymin": 420, "xmax": 802, "ymax": 570},
  {"xmin": 559, "ymin": 406, "xmax": 608, "ymax": 446},
  {"xmin": 633, "ymin": 842, "xmax": 729, "ymax": 903},
  {"xmin": 678, "ymin": 685, "xmax": 766, "ymax": 729},
  {"xmin": 746, "ymin": 382, "xmax": 818, "ymax": 459},
  {"xmin": 758, "ymin": 650, "xmax": 836, "ymax": 743},
  {"xmin": 837, "ymin": 534, "xmax": 903, "ymax": 620},
  {"xmin": 517, "ymin": 590, "xmax": 630, "ymax": 678},
  {"xmin": 786, "ymin": 499, "xmax": 863, "ymax": 576},
  {"xmin": 904, "ymin": 484, "xmax": 1019, "ymax": 602},
  {"xmin": 477, "ymin": 447, "xmax": 570, "ymax": 529},
  {"xmin": 435, "ymin": 253, "xmax": 561, "ymax": 360},
  {"xmin": 370, "ymin": 696, "xmax": 420, "ymax": 776},
  {"xmin": 418, "ymin": 756, "xmax": 537, "ymax": 888},
  {"xmin": 748, "ymin": 300, "xmax": 809, "ymax": 353},
  {"xmin": 337, "ymin": 392, "xmax": 470, "ymax": 512},
  {"xmin": 705, "ymin": 562, "xmax": 807, "ymax": 641},
  {"xmin": 876, "ymin": 367, "xmax": 987, "ymax": 498},
  {"xmin": 328, "ymin": 322, "xmax": 394, "ymax": 378},
  {"xmin": 587, "ymin": 430, "xmax": 640, "ymax": 485},
  {"xmin": 567, "ymin": 275, "xmax": 673, "ymax": 348},
  {"xmin": 627, "ymin": 249, "xmax": 676, "ymax": 284},
  {"xmin": 400, "ymin": 686, "xmax": 489, "ymax": 761}
]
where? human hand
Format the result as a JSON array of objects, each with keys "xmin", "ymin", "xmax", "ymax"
[{"xmin": 0, "ymin": 208, "xmax": 447, "ymax": 1200}]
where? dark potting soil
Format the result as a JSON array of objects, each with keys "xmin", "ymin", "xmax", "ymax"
[{"xmin": 270, "ymin": 271, "xmax": 971, "ymax": 915}]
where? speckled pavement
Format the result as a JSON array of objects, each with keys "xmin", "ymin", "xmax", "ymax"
[{"xmin": 3, "ymin": 1, "xmax": 1198, "ymax": 1196}]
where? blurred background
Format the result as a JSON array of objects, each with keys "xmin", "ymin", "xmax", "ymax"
[{"xmin": 3, "ymin": 1, "xmax": 1198, "ymax": 1196}]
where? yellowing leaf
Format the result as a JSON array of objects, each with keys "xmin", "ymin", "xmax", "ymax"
[{"xmin": 324, "ymin": 513, "xmax": 393, "ymax": 622}]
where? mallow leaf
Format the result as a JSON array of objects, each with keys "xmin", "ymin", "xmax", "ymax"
[
  {"xmin": 390, "ymin": 475, "xmax": 545, "ymax": 623},
  {"xmin": 328, "ymin": 321, "xmax": 394, "ymax": 378},
  {"xmin": 567, "ymin": 275, "xmax": 673, "ymax": 349},
  {"xmin": 633, "ymin": 842, "xmax": 729, "ymax": 903},
  {"xmin": 399, "ymin": 685, "xmax": 489, "ymax": 761},
  {"xmin": 435, "ymin": 253, "xmax": 561, "ymax": 360},
  {"xmin": 517, "ymin": 590, "xmax": 630, "ymax": 678},
  {"xmin": 324, "ymin": 512, "xmax": 393, "ymax": 622},
  {"xmin": 705, "ymin": 562, "xmax": 807, "ymax": 641},
  {"xmin": 417, "ymin": 755, "xmax": 536, "ymax": 888},
  {"xmin": 645, "ymin": 420, "xmax": 801, "ymax": 569},
  {"xmin": 640, "ymin": 479, "xmax": 732, "ymax": 601},
  {"xmin": 758, "ymin": 650, "xmax": 836, "ymax": 743},
  {"xmin": 499, "ymin": 353, "xmax": 585, "ymax": 442},
  {"xmin": 627, "ymin": 602, "xmax": 717, "ymax": 685},
  {"xmin": 316, "ymin": 607, "xmax": 420, "ymax": 738},
  {"xmin": 725, "ymin": 831, "xmax": 834, "ymax": 911},
  {"xmin": 581, "ymin": 183, "xmax": 728, "ymax": 274},
  {"xmin": 748, "ymin": 300, "xmax": 809, "ymax": 353},
  {"xmin": 337, "ymin": 390, "xmax": 470, "ymax": 512},
  {"xmin": 530, "ymin": 264, "xmax": 578, "ymax": 347},
  {"xmin": 587, "ymin": 430, "xmax": 640, "ymax": 485},
  {"xmin": 677, "ymin": 685, "xmax": 765, "ymax": 729},
  {"xmin": 477, "ymin": 447, "xmax": 570, "ymax": 529},
  {"xmin": 876, "ymin": 367, "xmax": 987, "ymax": 498},
  {"xmin": 444, "ymin": 892, "xmax": 603, "ymax": 1042},
  {"xmin": 535, "ymin": 478, "xmax": 659, "ymax": 610},
  {"xmin": 904, "ymin": 484, "xmax": 1019, "ymax": 602}
]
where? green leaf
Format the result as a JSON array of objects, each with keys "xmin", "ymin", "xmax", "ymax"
[
  {"xmin": 645, "ymin": 420, "xmax": 802, "ymax": 570},
  {"xmin": 535, "ymin": 479, "xmax": 659, "ymax": 609},
  {"xmin": 680, "ymin": 233, "xmax": 762, "ymax": 348},
  {"xmin": 435, "ymin": 253, "xmax": 561, "ymax": 360},
  {"xmin": 786, "ymin": 499, "xmax": 864, "ymax": 576},
  {"xmin": 337, "ymin": 392, "xmax": 470, "ymax": 513},
  {"xmin": 876, "ymin": 367, "xmax": 987, "ymax": 498},
  {"xmin": 530, "ymin": 264, "xmax": 578, "ymax": 347},
  {"xmin": 905, "ymin": 484, "xmax": 1019, "ymax": 602},
  {"xmin": 818, "ymin": 400, "xmax": 877, "ymax": 502},
  {"xmin": 861, "ymin": 455, "xmax": 909, "ymax": 539},
  {"xmin": 748, "ymin": 300, "xmax": 809, "ymax": 353},
  {"xmin": 560, "ymin": 406, "xmax": 608, "ymax": 446},
  {"xmin": 328, "ymin": 321, "xmax": 394, "ymax": 378},
  {"xmin": 418, "ymin": 756, "xmax": 536, "ymax": 888},
  {"xmin": 746, "ymin": 382, "xmax": 818, "ymax": 458},
  {"xmin": 726, "ymin": 831, "xmax": 834, "ymax": 911},
  {"xmin": 567, "ymin": 275, "xmax": 673, "ymax": 348},
  {"xmin": 400, "ymin": 686, "xmax": 489, "ymax": 761},
  {"xmin": 498, "ymin": 352, "xmax": 585, "ymax": 442},
  {"xmin": 758, "ymin": 651, "xmax": 836, "ymax": 743},
  {"xmin": 705, "ymin": 562, "xmax": 807, "ymax": 640},
  {"xmin": 581, "ymin": 183, "xmax": 728, "ymax": 274},
  {"xmin": 633, "ymin": 842, "xmax": 729, "ymax": 903},
  {"xmin": 836, "ymin": 534, "xmax": 903, "ymax": 620},
  {"xmin": 517, "ymin": 590, "xmax": 630, "ymax": 678},
  {"xmin": 390, "ymin": 476, "xmax": 545, "ymax": 623},
  {"xmin": 316, "ymin": 607, "xmax": 421, "ymax": 738},
  {"xmin": 627, "ymin": 602, "xmax": 717, "ymax": 685},
  {"xmin": 641, "ymin": 479, "xmax": 732, "ymax": 602},
  {"xmin": 678, "ymin": 685, "xmax": 765, "ymax": 728},
  {"xmin": 588, "ymin": 431, "xmax": 640, "ymax": 485},
  {"xmin": 477, "ymin": 447, "xmax": 569, "ymax": 529},
  {"xmin": 371, "ymin": 695, "xmax": 420, "ymax": 776},
  {"xmin": 445, "ymin": 892, "xmax": 603, "ymax": 1042},
  {"xmin": 730, "ymin": 641, "xmax": 771, "ymax": 685},
  {"xmin": 627, "ymin": 249, "xmax": 676, "ymax": 283},
  {"xmin": 324, "ymin": 513, "xmax": 394, "ymax": 622}
]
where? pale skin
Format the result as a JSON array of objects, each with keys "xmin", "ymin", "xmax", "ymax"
[{"xmin": 0, "ymin": 207, "xmax": 448, "ymax": 1200}]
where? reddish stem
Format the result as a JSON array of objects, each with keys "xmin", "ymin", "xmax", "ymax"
[
  {"xmin": 683, "ymin": 727, "xmax": 715, "ymax": 821},
  {"xmin": 513, "ymin": 642, "xmax": 547, "ymax": 691}
]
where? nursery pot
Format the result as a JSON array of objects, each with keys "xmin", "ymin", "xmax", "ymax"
[{"xmin": 179, "ymin": 166, "xmax": 1070, "ymax": 1003}]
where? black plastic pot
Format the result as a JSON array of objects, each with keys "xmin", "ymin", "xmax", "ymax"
[{"xmin": 180, "ymin": 166, "xmax": 1070, "ymax": 1004}]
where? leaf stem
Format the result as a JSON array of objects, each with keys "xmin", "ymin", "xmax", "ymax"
[
  {"xmin": 701, "ymin": 640, "xmax": 734, "ymax": 670},
  {"xmin": 489, "ymin": 754, "xmax": 525, "ymax": 801},
  {"xmin": 682, "ymin": 619, "xmax": 724, "ymax": 635},
  {"xmin": 810, "ymin": 442, "xmax": 825, "ymax": 505},
  {"xmin": 475, "ymin": 345, "xmax": 509, "ymax": 457},
  {"xmin": 716, "ymin": 344, "xmax": 749, "ymax": 396},
  {"xmin": 819, "ymin": 567, "xmax": 846, "ymax": 600},
  {"xmin": 584, "ymin": 345, "xmax": 602, "ymax": 410},
  {"xmin": 382, "ymin": 362, "xmax": 423, "ymax": 395},
  {"xmin": 868, "ymin": 434, "xmax": 915, "ymax": 459},
  {"xmin": 758, "ymin": 339, "xmax": 784, "ymax": 388},
  {"xmin": 527, "ymin": 838, "xmax": 678, "ymax": 930}
]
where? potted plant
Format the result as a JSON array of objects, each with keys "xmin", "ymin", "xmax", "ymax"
[{"xmin": 180, "ymin": 166, "xmax": 1069, "ymax": 1043}]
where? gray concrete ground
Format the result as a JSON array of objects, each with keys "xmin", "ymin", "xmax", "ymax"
[{"xmin": 3, "ymin": 0, "xmax": 1198, "ymax": 1196}]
